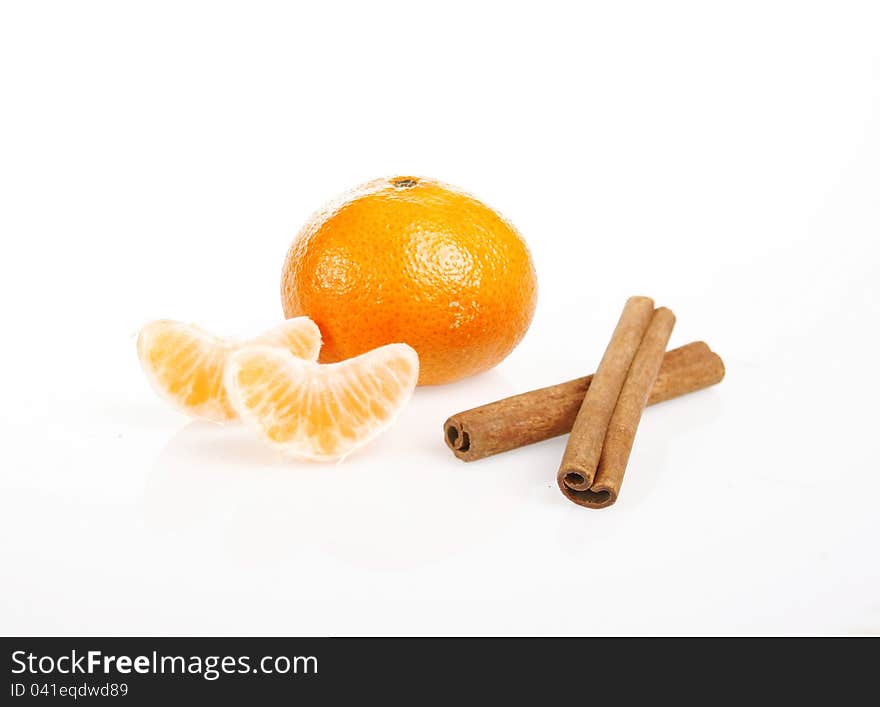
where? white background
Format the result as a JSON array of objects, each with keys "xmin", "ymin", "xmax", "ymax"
[{"xmin": 1, "ymin": 1, "xmax": 878, "ymax": 636}]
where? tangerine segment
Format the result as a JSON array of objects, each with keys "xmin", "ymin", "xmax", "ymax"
[
  {"xmin": 225, "ymin": 343, "xmax": 419, "ymax": 461},
  {"xmin": 137, "ymin": 317, "xmax": 321, "ymax": 422},
  {"xmin": 252, "ymin": 318, "xmax": 323, "ymax": 358}
]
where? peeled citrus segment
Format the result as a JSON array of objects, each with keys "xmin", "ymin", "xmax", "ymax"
[
  {"xmin": 251, "ymin": 318, "xmax": 323, "ymax": 355},
  {"xmin": 137, "ymin": 317, "xmax": 321, "ymax": 422},
  {"xmin": 225, "ymin": 343, "xmax": 419, "ymax": 461}
]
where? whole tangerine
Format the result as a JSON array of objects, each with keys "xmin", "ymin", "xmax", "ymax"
[{"xmin": 281, "ymin": 176, "xmax": 537, "ymax": 385}]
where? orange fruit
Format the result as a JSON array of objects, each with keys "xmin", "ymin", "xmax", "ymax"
[
  {"xmin": 137, "ymin": 317, "xmax": 321, "ymax": 422},
  {"xmin": 225, "ymin": 343, "xmax": 419, "ymax": 461},
  {"xmin": 281, "ymin": 176, "xmax": 537, "ymax": 385}
]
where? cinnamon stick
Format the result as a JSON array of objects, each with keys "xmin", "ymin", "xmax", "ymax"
[
  {"xmin": 557, "ymin": 296, "xmax": 655, "ymax": 491},
  {"xmin": 559, "ymin": 307, "xmax": 676, "ymax": 508},
  {"xmin": 443, "ymin": 341, "xmax": 723, "ymax": 462}
]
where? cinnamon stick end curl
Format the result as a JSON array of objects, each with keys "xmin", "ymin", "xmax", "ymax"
[{"xmin": 443, "ymin": 416, "xmax": 473, "ymax": 461}]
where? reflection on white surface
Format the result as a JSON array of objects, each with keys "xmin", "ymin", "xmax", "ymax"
[{"xmin": 145, "ymin": 382, "xmax": 526, "ymax": 570}]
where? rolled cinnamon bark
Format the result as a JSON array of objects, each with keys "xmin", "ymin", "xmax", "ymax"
[
  {"xmin": 559, "ymin": 307, "xmax": 676, "ymax": 508},
  {"xmin": 557, "ymin": 296, "xmax": 655, "ymax": 491},
  {"xmin": 443, "ymin": 341, "xmax": 723, "ymax": 462}
]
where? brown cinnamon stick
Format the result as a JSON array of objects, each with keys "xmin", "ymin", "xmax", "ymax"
[
  {"xmin": 559, "ymin": 307, "xmax": 675, "ymax": 508},
  {"xmin": 443, "ymin": 341, "xmax": 724, "ymax": 462},
  {"xmin": 556, "ymin": 296, "xmax": 655, "ymax": 491}
]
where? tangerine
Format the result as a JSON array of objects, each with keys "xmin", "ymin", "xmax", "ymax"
[{"xmin": 281, "ymin": 176, "xmax": 537, "ymax": 385}]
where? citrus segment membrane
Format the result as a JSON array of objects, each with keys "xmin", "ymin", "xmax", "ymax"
[
  {"xmin": 225, "ymin": 343, "xmax": 419, "ymax": 461},
  {"xmin": 137, "ymin": 317, "xmax": 321, "ymax": 422}
]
